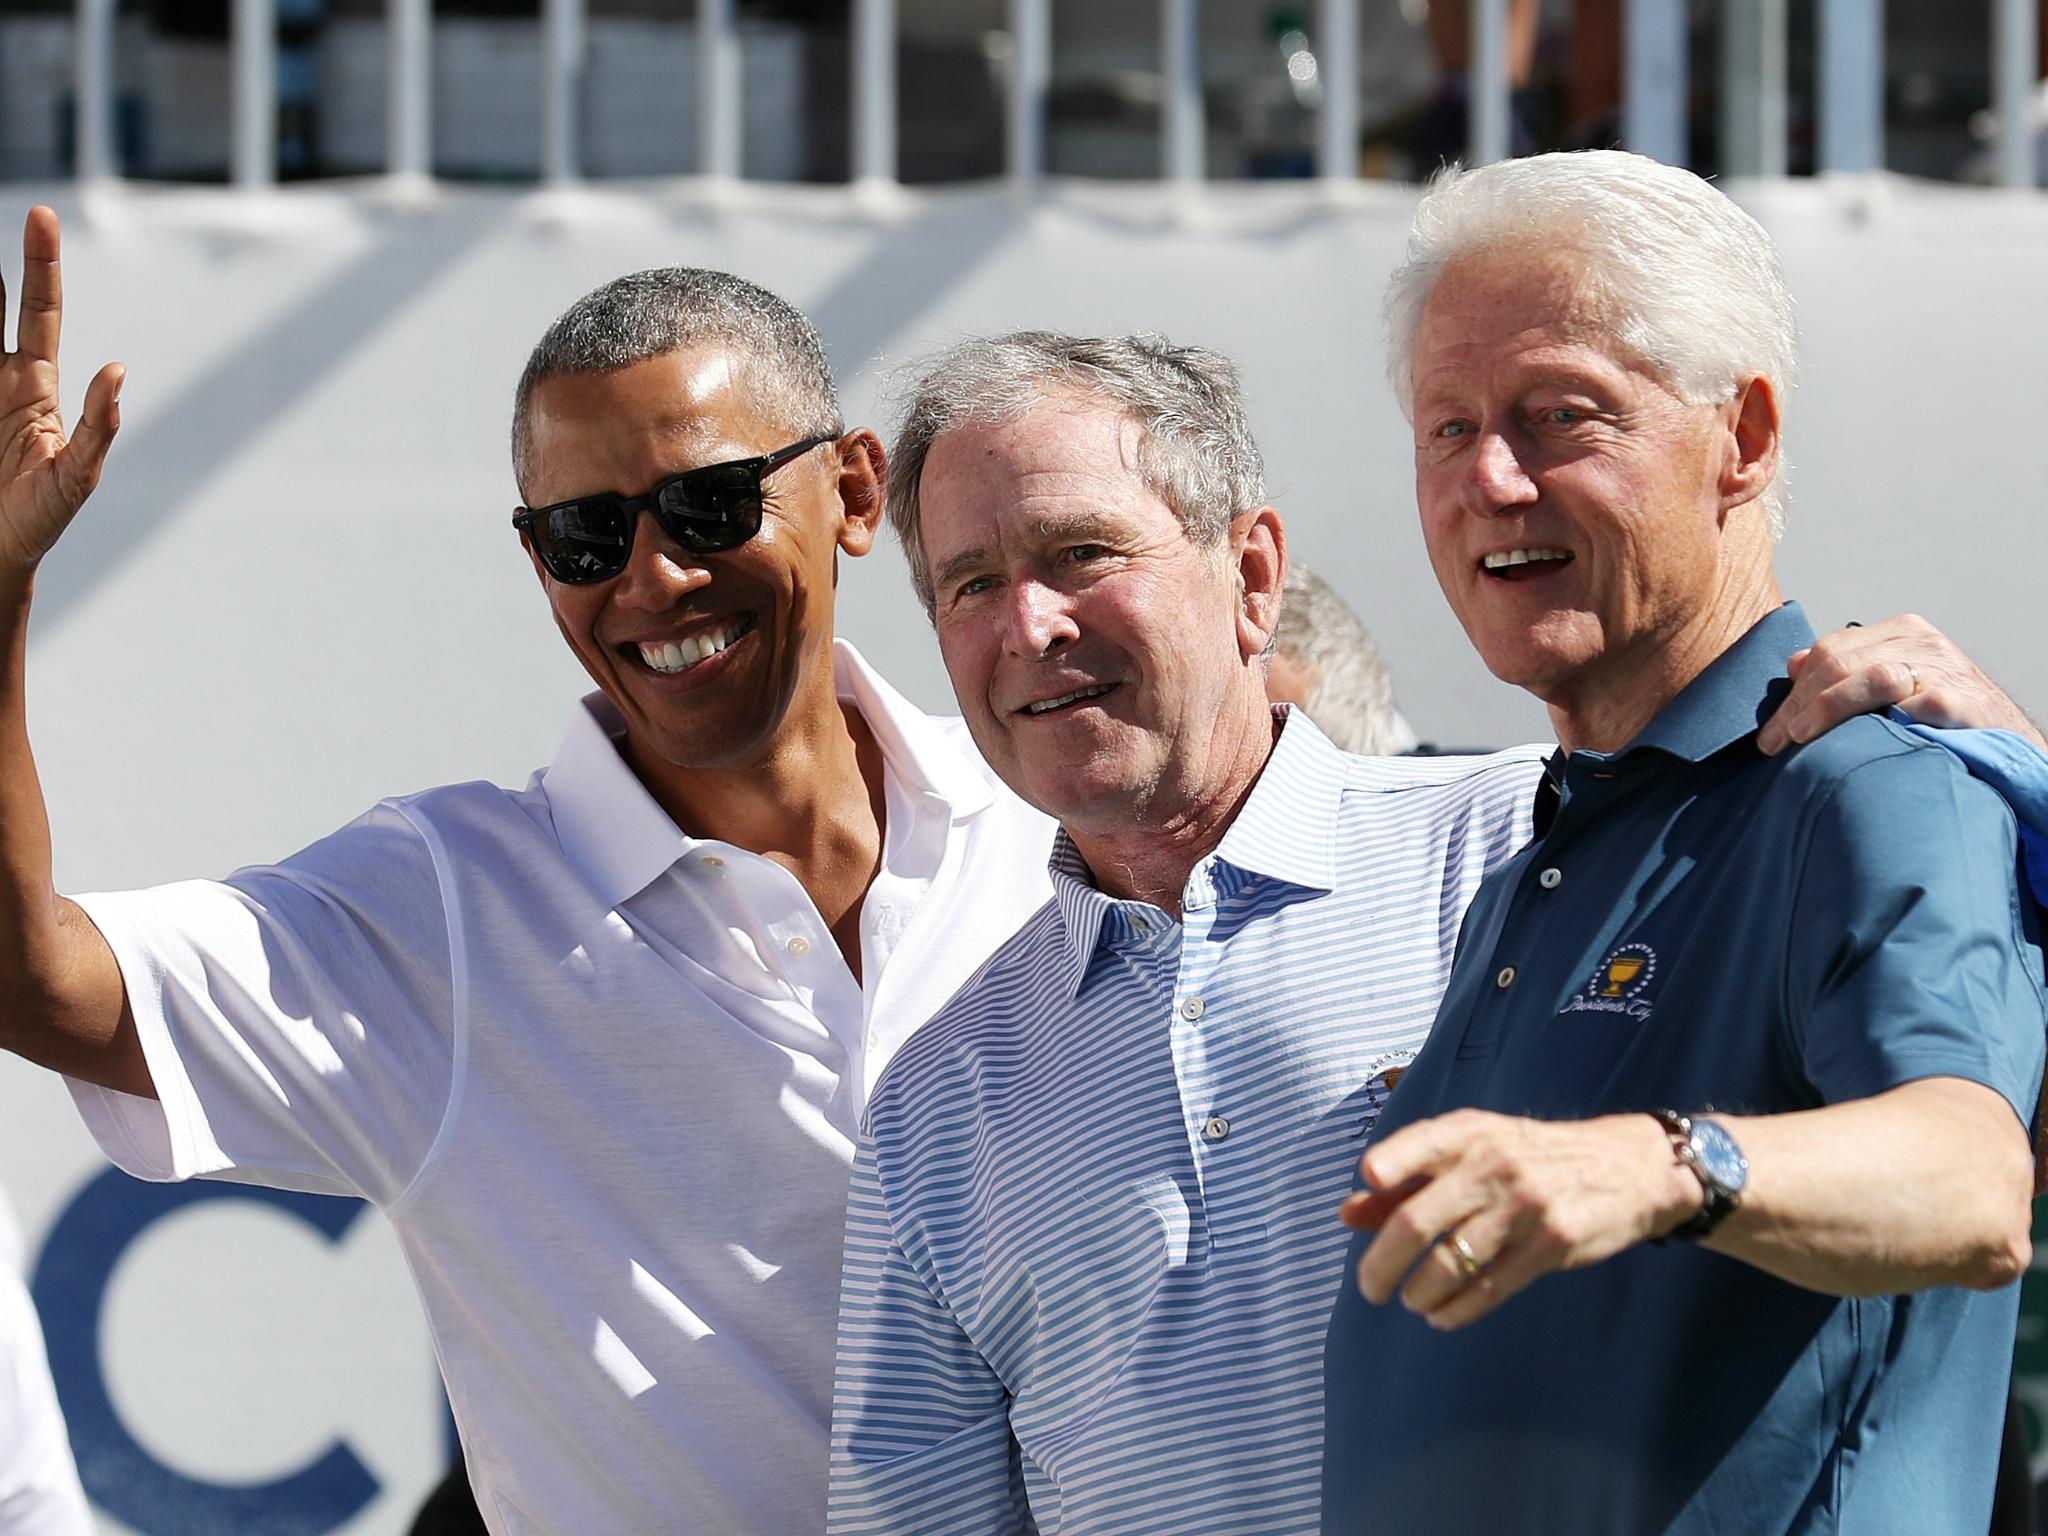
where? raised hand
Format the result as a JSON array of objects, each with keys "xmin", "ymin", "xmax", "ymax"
[{"xmin": 0, "ymin": 205, "xmax": 122, "ymax": 580}]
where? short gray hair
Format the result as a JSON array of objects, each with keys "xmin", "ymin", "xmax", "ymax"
[
  {"xmin": 512, "ymin": 267, "xmax": 842, "ymax": 498},
  {"xmin": 1384, "ymin": 149, "xmax": 1797, "ymax": 536},
  {"xmin": 1273, "ymin": 563, "xmax": 1406, "ymax": 755},
  {"xmin": 887, "ymin": 331, "xmax": 1266, "ymax": 615}
]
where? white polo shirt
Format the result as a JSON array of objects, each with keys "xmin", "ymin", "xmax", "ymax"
[
  {"xmin": 65, "ymin": 641, "xmax": 1055, "ymax": 1536},
  {"xmin": 0, "ymin": 1191, "xmax": 92, "ymax": 1536}
]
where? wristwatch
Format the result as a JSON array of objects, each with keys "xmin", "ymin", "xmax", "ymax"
[{"xmin": 1650, "ymin": 1109, "xmax": 1748, "ymax": 1240}]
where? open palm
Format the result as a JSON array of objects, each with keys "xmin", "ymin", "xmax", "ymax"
[{"xmin": 0, "ymin": 206, "xmax": 121, "ymax": 577}]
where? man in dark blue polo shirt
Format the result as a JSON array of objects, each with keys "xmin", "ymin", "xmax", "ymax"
[{"xmin": 1322, "ymin": 150, "xmax": 2048, "ymax": 1535}]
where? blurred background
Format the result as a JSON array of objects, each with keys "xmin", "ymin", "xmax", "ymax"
[{"xmin": 1, "ymin": 1, "xmax": 2045, "ymax": 1529}]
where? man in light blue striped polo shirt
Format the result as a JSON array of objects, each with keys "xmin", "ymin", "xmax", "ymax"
[{"xmin": 826, "ymin": 330, "xmax": 2047, "ymax": 1536}]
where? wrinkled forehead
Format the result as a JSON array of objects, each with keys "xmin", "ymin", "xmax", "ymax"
[{"xmin": 1412, "ymin": 244, "xmax": 1658, "ymax": 391}]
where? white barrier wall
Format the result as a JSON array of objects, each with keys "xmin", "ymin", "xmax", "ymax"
[{"xmin": 0, "ymin": 174, "xmax": 2043, "ymax": 1532}]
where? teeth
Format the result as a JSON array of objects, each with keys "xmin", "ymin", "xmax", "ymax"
[
  {"xmin": 638, "ymin": 619, "xmax": 746, "ymax": 675},
  {"xmin": 1483, "ymin": 547, "xmax": 1572, "ymax": 571},
  {"xmin": 1024, "ymin": 684, "xmax": 1113, "ymax": 715}
]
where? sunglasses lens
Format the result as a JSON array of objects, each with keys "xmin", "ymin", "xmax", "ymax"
[
  {"xmin": 532, "ymin": 501, "xmax": 631, "ymax": 583},
  {"xmin": 656, "ymin": 468, "xmax": 764, "ymax": 553}
]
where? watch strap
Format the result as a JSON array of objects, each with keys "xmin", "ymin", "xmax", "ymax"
[{"xmin": 1650, "ymin": 1108, "xmax": 1739, "ymax": 1240}]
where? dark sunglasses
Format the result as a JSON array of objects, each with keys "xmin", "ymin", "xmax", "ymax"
[{"xmin": 513, "ymin": 433, "xmax": 834, "ymax": 584}]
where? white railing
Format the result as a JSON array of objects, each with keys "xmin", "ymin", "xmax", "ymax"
[{"xmin": 39, "ymin": 0, "xmax": 2048, "ymax": 191}]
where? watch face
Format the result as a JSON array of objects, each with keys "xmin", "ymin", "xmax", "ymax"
[{"xmin": 1690, "ymin": 1119, "xmax": 1749, "ymax": 1198}]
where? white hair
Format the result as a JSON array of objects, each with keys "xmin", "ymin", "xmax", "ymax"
[{"xmin": 1384, "ymin": 150, "xmax": 1797, "ymax": 537}]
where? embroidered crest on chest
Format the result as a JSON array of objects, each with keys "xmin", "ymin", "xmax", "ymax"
[{"xmin": 1558, "ymin": 941, "xmax": 1660, "ymax": 1022}]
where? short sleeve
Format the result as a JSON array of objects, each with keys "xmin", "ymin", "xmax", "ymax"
[
  {"xmin": 829, "ymin": 1136, "xmax": 1032, "ymax": 1536},
  {"xmin": 1787, "ymin": 739, "xmax": 2048, "ymax": 1129},
  {"xmin": 64, "ymin": 801, "xmax": 457, "ymax": 1207}
]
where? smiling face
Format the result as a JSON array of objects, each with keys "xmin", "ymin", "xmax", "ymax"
[
  {"xmin": 916, "ymin": 394, "xmax": 1280, "ymax": 839},
  {"xmin": 1410, "ymin": 248, "xmax": 1778, "ymax": 743},
  {"xmin": 520, "ymin": 345, "xmax": 876, "ymax": 787}
]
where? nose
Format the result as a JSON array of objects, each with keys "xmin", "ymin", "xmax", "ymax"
[
  {"xmin": 1002, "ymin": 578, "xmax": 1079, "ymax": 658},
  {"xmin": 1465, "ymin": 428, "xmax": 1539, "ymax": 515},
  {"xmin": 609, "ymin": 510, "xmax": 709, "ymax": 611}
]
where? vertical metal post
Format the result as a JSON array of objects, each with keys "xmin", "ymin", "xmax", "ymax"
[
  {"xmin": 1316, "ymin": 0, "xmax": 1358, "ymax": 182},
  {"xmin": 1720, "ymin": 0, "xmax": 1788, "ymax": 177},
  {"xmin": 852, "ymin": 0, "xmax": 896, "ymax": 184},
  {"xmin": 75, "ymin": 0, "xmax": 118, "ymax": 181},
  {"xmin": 1161, "ymin": 0, "xmax": 1203, "ymax": 182},
  {"xmin": 698, "ymin": 0, "xmax": 740, "ymax": 178},
  {"xmin": 1623, "ymin": 0, "xmax": 1687, "ymax": 164},
  {"xmin": 1992, "ymin": 0, "xmax": 2039, "ymax": 188},
  {"xmin": 1817, "ymin": 0, "xmax": 1883, "ymax": 175},
  {"xmin": 386, "ymin": 0, "xmax": 431, "ymax": 179},
  {"xmin": 540, "ymin": 0, "xmax": 582, "ymax": 184},
  {"xmin": 1468, "ymin": 0, "xmax": 1510, "ymax": 165},
  {"xmin": 1007, "ymin": 0, "xmax": 1050, "ymax": 187},
  {"xmin": 231, "ymin": 0, "xmax": 277, "ymax": 186}
]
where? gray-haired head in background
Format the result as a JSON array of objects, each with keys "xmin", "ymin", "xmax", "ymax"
[
  {"xmin": 887, "ymin": 331, "xmax": 1266, "ymax": 617},
  {"xmin": 1269, "ymin": 563, "xmax": 1414, "ymax": 756},
  {"xmin": 1382, "ymin": 149, "xmax": 1798, "ymax": 538},
  {"xmin": 511, "ymin": 267, "xmax": 843, "ymax": 499}
]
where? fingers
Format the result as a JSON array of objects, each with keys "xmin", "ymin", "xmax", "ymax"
[
  {"xmin": 1415, "ymin": 1220, "xmax": 1558, "ymax": 1331},
  {"xmin": 1353, "ymin": 1163, "xmax": 1485, "ymax": 1305},
  {"xmin": 1758, "ymin": 616, "xmax": 1937, "ymax": 754},
  {"xmin": 1398, "ymin": 1200, "xmax": 1519, "ymax": 1319},
  {"xmin": 1757, "ymin": 662, "xmax": 1918, "ymax": 754},
  {"xmin": 60, "ymin": 361, "xmax": 124, "ymax": 497},
  {"xmin": 16, "ymin": 206, "xmax": 63, "ymax": 363}
]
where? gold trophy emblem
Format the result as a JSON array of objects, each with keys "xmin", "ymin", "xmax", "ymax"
[{"xmin": 1600, "ymin": 955, "xmax": 1646, "ymax": 997}]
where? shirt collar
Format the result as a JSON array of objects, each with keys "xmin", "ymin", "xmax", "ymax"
[
  {"xmin": 541, "ymin": 637, "xmax": 995, "ymax": 908},
  {"xmin": 1615, "ymin": 600, "xmax": 1814, "ymax": 765},
  {"xmin": 1045, "ymin": 705, "xmax": 1348, "ymax": 997}
]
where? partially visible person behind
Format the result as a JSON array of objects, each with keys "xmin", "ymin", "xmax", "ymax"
[
  {"xmin": 0, "ymin": 1190, "xmax": 90, "ymax": 1536},
  {"xmin": 1265, "ymin": 562, "xmax": 1418, "ymax": 755},
  {"xmin": 1323, "ymin": 149, "xmax": 2048, "ymax": 1535}
]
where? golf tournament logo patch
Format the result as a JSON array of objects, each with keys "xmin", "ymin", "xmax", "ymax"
[{"xmin": 1560, "ymin": 942, "xmax": 1659, "ymax": 1021}]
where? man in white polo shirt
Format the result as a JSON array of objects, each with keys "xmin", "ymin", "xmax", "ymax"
[{"xmin": 0, "ymin": 209, "xmax": 1051, "ymax": 1532}]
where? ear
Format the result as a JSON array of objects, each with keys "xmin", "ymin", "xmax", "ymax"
[
  {"xmin": 833, "ymin": 429, "xmax": 888, "ymax": 558},
  {"xmin": 1718, "ymin": 373, "xmax": 1780, "ymax": 517},
  {"xmin": 1232, "ymin": 504, "xmax": 1287, "ymax": 663}
]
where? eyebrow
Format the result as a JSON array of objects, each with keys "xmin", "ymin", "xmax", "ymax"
[{"xmin": 930, "ymin": 511, "xmax": 1126, "ymax": 596}]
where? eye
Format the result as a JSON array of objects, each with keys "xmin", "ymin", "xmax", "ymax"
[
  {"xmin": 1431, "ymin": 418, "xmax": 1474, "ymax": 441},
  {"xmin": 1063, "ymin": 543, "xmax": 1108, "ymax": 563},
  {"xmin": 956, "ymin": 575, "xmax": 996, "ymax": 598},
  {"xmin": 1545, "ymin": 407, "xmax": 1584, "ymax": 423}
]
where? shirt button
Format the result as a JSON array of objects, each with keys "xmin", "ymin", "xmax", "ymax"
[
  {"xmin": 1496, "ymin": 966, "xmax": 1517, "ymax": 989},
  {"xmin": 700, "ymin": 855, "xmax": 723, "ymax": 868},
  {"xmin": 787, "ymin": 936, "xmax": 811, "ymax": 956},
  {"xmin": 1202, "ymin": 1115, "xmax": 1232, "ymax": 1143},
  {"xmin": 1179, "ymin": 998, "xmax": 1205, "ymax": 1021},
  {"xmin": 1538, "ymin": 867, "xmax": 1562, "ymax": 890}
]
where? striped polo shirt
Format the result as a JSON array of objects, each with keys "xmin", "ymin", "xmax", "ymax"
[{"xmin": 830, "ymin": 711, "xmax": 1541, "ymax": 1535}]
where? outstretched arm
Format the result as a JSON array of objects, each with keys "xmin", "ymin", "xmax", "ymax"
[{"xmin": 0, "ymin": 205, "xmax": 147, "ymax": 1095}]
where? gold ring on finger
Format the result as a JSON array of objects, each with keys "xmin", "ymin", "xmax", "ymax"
[{"xmin": 1447, "ymin": 1232, "xmax": 1482, "ymax": 1278}]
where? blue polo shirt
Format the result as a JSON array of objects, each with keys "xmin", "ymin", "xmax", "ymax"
[{"xmin": 1322, "ymin": 602, "xmax": 2048, "ymax": 1536}]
